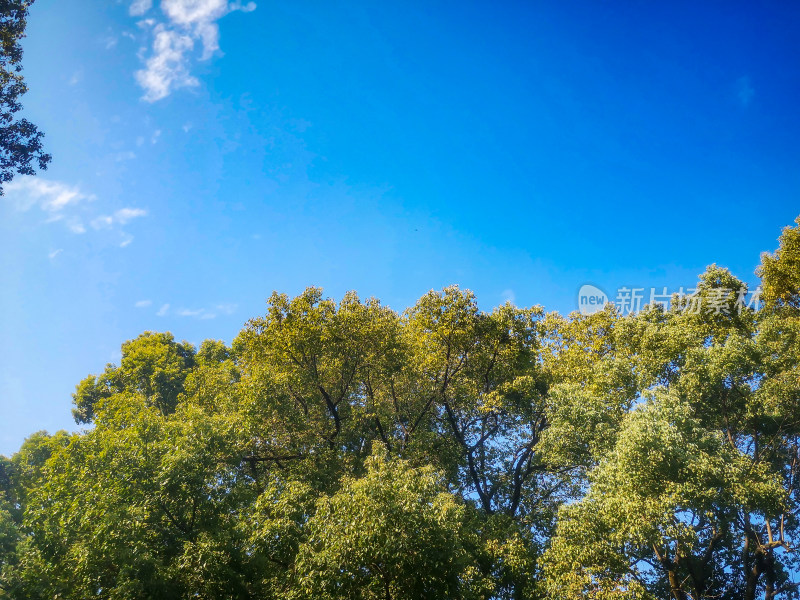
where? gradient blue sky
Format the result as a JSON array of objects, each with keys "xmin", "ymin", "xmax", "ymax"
[{"xmin": 0, "ymin": 0, "xmax": 798, "ymax": 454}]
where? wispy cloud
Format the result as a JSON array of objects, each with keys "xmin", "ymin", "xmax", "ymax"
[
  {"xmin": 177, "ymin": 308, "xmax": 209, "ymax": 318},
  {"xmin": 4, "ymin": 176, "xmax": 148, "ymax": 245},
  {"xmin": 176, "ymin": 303, "xmax": 238, "ymax": 320},
  {"xmin": 115, "ymin": 207, "xmax": 148, "ymax": 224},
  {"xmin": 130, "ymin": 0, "xmax": 153, "ymax": 16},
  {"xmin": 177, "ymin": 308, "xmax": 215, "ymax": 319},
  {"xmin": 91, "ymin": 215, "xmax": 113, "ymax": 229},
  {"xmin": 215, "ymin": 303, "xmax": 238, "ymax": 315},
  {"xmin": 114, "ymin": 151, "xmax": 137, "ymax": 162},
  {"xmin": 5, "ymin": 177, "xmax": 94, "ymax": 233},
  {"xmin": 132, "ymin": 0, "xmax": 256, "ymax": 102},
  {"xmin": 91, "ymin": 207, "xmax": 147, "ymax": 230},
  {"xmin": 48, "ymin": 249, "xmax": 63, "ymax": 260},
  {"xmin": 5, "ymin": 177, "xmax": 93, "ymax": 213},
  {"xmin": 136, "ymin": 26, "xmax": 198, "ymax": 102},
  {"xmin": 145, "ymin": 301, "xmax": 237, "ymax": 319},
  {"xmin": 66, "ymin": 219, "xmax": 87, "ymax": 234}
]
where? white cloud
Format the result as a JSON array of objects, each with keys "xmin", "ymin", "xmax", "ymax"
[
  {"xmin": 161, "ymin": 0, "xmax": 231, "ymax": 25},
  {"xmin": 91, "ymin": 215, "xmax": 114, "ymax": 229},
  {"xmin": 114, "ymin": 151, "xmax": 137, "ymax": 162},
  {"xmin": 161, "ymin": 0, "xmax": 228, "ymax": 58},
  {"xmin": 115, "ymin": 207, "xmax": 148, "ymax": 224},
  {"xmin": 133, "ymin": 0, "xmax": 256, "ymax": 101},
  {"xmin": 135, "ymin": 299, "xmax": 153, "ymax": 308},
  {"xmin": 177, "ymin": 302, "xmax": 237, "ymax": 319},
  {"xmin": 67, "ymin": 219, "xmax": 87, "ymax": 234},
  {"xmin": 4, "ymin": 177, "xmax": 146, "ymax": 244},
  {"xmin": 5, "ymin": 177, "xmax": 93, "ymax": 213},
  {"xmin": 156, "ymin": 303, "xmax": 170, "ymax": 316},
  {"xmin": 215, "ymin": 303, "xmax": 237, "ymax": 315},
  {"xmin": 135, "ymin": 25, "xmax": 198, "ymax": 102},
  {"xmin": 231, "ymin": 1, "xmax": 257, "ymax": 11},
  {"xmin": 130, "ymin": 0, "xmax": 153, "ymax": 16},
  {"xmin": 177, "ymin": 307, "xmax": 214, "ymax": 318},
  {"xmin": 48, "ymin": 249, "xmax": 63, "ymax": 259},
  {"xmin": 91, "ymin": 207, "xmax": 147, "ymax": 229}
]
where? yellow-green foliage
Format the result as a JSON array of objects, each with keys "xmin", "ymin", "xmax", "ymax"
[{"xmin": 2, "ymin": 218, "xmax": 800, "ymax": 600}]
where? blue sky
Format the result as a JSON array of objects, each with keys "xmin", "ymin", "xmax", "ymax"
[{"xmin": 0, "ymin": 0, "xmax": 798, "ymax": 454}]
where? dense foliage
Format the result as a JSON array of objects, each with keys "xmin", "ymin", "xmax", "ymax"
[
  {"xmin": 2, "ymin": 217, "xmax": 800, "ymax": 599},
  {"xmin": 0, "ymin": 0, "xmax": 49, "ymax": 192}
]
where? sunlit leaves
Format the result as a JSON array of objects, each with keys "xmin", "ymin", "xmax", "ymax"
[{"xmin": 7, "ymin": 217, "xmax": 800, "ymax": 600}]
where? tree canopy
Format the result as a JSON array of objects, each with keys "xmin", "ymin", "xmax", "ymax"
[
  {"xmin": 1, "ymin": 217, "xmax": 800, "ymax": 599},
  {"xmin": 0, "ymin": 0, "xmax": 49, "ymax": 193}
]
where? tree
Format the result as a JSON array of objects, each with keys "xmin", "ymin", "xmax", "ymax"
[
  {"xmin": 541, "ymin": 244, "xmax": 800, "ymax": 599},
  {"xmin": 72, "ymin": 332, "xmax": 197, "ymax": 423},
  {"xmin": 7, "ymin": 216, "xmax": 800, "ymax": 599},
  {"xmin": 233, "ymin": 287, "xmax": 555, "ymax": 592},
  {"xmin": 294, "ymin": 452, "xmax": 488, "ymax": 600},
  {"xmin": 0, "ymin": 0, "xmax": 50, "ymax": 192},
  {"xmin": 758, "ymin": 216, "xmax": 800, "ymax": 310},
  {"xmin": 18, "ymin": 398, "xmax": 256, "ymax": 599}
]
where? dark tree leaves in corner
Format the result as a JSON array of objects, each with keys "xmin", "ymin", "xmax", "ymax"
[{"xmin": 0, "ymin": 0, "xmax": 49, "ymax": 192}]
